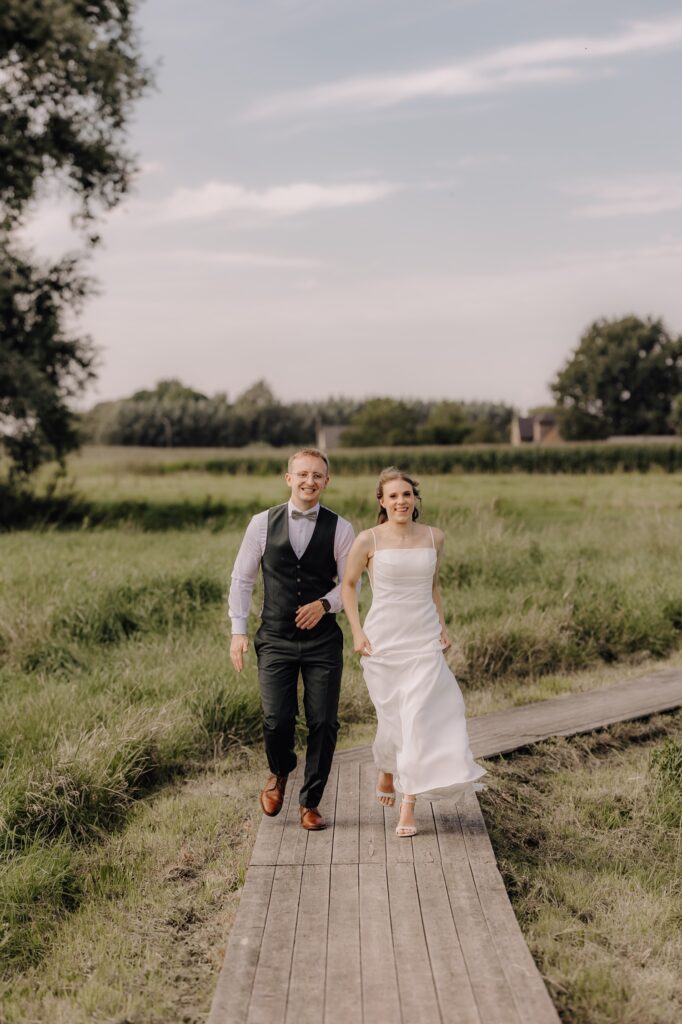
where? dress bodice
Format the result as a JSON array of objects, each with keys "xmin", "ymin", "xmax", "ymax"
[{"xmin": 369, "ymin": 548, "xmax": 437, "ymax": 605}]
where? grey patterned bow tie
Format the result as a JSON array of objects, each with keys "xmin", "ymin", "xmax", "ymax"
[{"xmin": 291, "ymin": 509, "xmax": 318, "ymax": 521}]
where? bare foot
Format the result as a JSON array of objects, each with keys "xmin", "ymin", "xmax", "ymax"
[{"xmin": 377, "ymin": 771, "xmax": 395, "ymax": 806}]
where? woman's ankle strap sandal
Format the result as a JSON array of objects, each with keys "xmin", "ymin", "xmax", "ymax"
[{"xmin": 395, "ymin": 798, "xmax": 417, "ymax": 837}]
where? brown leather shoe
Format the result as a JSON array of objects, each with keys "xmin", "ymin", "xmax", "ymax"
[
  {"xmin": 260, "ymin": 774, "xmax": 288, "ymax": 817},
  {"xmin": 299, "ymin": 806, "xmax": 327, "ymax": 830}
]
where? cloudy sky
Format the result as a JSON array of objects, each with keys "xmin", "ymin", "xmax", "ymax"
[{"xmin": 23, "ymin": 0, "xmax": 682, "ymax": 410}]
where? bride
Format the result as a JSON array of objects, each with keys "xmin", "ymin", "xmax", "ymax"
[{"xmin": 341, "ymin": 467, "xmax": 486, "ymax": 836}]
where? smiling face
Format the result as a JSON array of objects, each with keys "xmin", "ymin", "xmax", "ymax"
[
  {"xmin": 285, "ymin": 453, "xmax": 330, "ymax": 510},
  {"xmin": 379, "ymin": 477, "xmax": 416, "ymax": 524}
]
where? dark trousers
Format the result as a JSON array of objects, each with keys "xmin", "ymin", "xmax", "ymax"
[{"xmin": 254, "ymin": 624, "xmax": 343, "ymax": 809}]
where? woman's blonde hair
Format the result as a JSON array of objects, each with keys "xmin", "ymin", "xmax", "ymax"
[{"xmin": 375, "ymin": 466, "xmax": 421, "ymax": 524}]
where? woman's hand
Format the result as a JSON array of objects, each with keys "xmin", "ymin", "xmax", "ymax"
[
  {"xmin": 440, "ymin": 627, "xmax": 452, "ymax": 651},
  {"xmin": 353, "ymin": 632, "xmax": 372, "ymax": 657}
]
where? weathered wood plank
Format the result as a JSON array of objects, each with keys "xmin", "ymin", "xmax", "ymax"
[
  {"xmin": 285, "ymin": 865, "xmax": 331, "ymax": 1024},
  {"xmin": 468, "ymin": 669, "xmax": 682, "ymax": 759},
  {"xmin": 304, "ymin": 763, "xmax": 338, "ymax": 866},
  {"xmin": 277, "ymin": 767, "xmax": 309, "ymax": 866},
  {"xmin": 247, "ymin": 865, "xmax": 303, "ymax": 1024},
  {"xmin": 385, "ymin": 794, "xmax": 414, "ymax": 865},
  {"xmin": 387, "ymin": 862, "xmax": 441, "ymax": 1021},
  {"xmin": 432, "ymin": 799, "xmax": 478, "ymax": 897},
  {"xmin": 415, "ymin": 861, "xmax": 481, "ymax": 1024},
  {"xmin": 457, "ymin": 794, "xmax": 507, "ymax": 893},
  {"xmin": 412, "ymin": 800, "xmax": 440, "ymax": 864},
  {"xmin": 481, "ymin": 891, "xmax": 561, "ymax": 1023},
  {"xmin": 358, "ymin": 864, "xmax": 401, "ymax": 1022},
  {"xmin": 325, "ymin": 863, "xmax": 361, "ymax": 1024},
  {"xmin": 448, "ymin": 891, "xmax": 522, "ymax": 1024},
  {"xmin": 250, "ymin": 769, "xmax": 297, "ymax": 867},
  {"xmin": 331, "ymin": 760, "xmax": 360, "ymax": 864},
  {"xmin": 207, "ymin": 866, "xmax": 275, "ymax": 1024},
  {"xmin": 359, "ymin": 760, "xmax": 386, "ymax": 864}
]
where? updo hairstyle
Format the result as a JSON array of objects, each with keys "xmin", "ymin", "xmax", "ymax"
[{"xmin": 375, "ymin": 466, "xmax": 422, "ymax": 525}]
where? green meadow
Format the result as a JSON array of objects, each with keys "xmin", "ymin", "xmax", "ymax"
[{"xmin": 1, "ymin": 448, "xmax": 682, "ymax": 1021}]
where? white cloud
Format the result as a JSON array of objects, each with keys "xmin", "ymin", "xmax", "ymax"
[
  {"xmin": 246, "ymin": 15, "xmax": 682, "ymax": 119},
  {"xmin": 568, "ymin": 175, "xmax": 682, "ymax": 218},
  {"xmin": 164, "ymin": 248, "xmax": 322, "ymax": 270},
  {"xmin": 150, "ymin": 179, "xmax": 400, "ymax": 223}
]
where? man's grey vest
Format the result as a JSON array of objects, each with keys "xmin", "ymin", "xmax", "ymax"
[{"xmin": 260, "ymin": 503, "xmax": 339, "ymax": 640}]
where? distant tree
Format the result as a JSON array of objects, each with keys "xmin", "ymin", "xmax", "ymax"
[
  {"xmin": 671, "ymin": 393, "xmax": 682, "ymax": 436},
  {"xmin": 131, "ymin": 380, "xmax": 208, "ymax": 403},
  {"xmin": 417, "ymin": 401, "xmax": 470, "ymax": 444},
  {"xmin": 551, "ymin": 316, "xmax": 682, "ymax": 440},
  {"xmin": 0, "ymin": 1, "xmax": 152, "ymax": 479},
  {"xmin": 341, "ymin": 399, "xmax": 421, "ymax": 447}
]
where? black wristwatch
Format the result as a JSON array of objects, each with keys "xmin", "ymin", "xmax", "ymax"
[{"xmin": 319, "ymin": 598, "xmax": 331, "ymax": 613}]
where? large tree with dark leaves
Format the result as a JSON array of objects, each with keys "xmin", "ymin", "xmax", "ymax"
[
  {"xmin": 551, "ymin": 316, "xmax": 682, "ymax": 440},
  {"xmin": 0, "ymin": 1, "xmax": 151, "ymax": 479}
]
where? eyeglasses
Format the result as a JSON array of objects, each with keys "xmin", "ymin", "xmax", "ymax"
[{"xmin": 293, "ymin": 471, "xmax": 326, "ymax": 482}]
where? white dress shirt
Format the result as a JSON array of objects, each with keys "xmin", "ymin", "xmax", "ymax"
[{"xmin": 228, "ymin": 500, "xmax": 356, "ymax": 634}]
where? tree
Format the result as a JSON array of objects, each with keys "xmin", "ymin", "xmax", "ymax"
[
  {"xmin": 551, "ymin": 316, "xmax": 682, "ymax": 440},
  {"xmin": 0, "ymin": 251, "xmax": 95, "ymax": 477},
  {"xmin": 341, "ymin": 399, "xmax": 421, "ymax": 447},
  {"xmin": 0, "ymin": 1, "xmax": 151, "ymax": 479},
  {"xmin": 417, "ymin": 401, "xmax": 470, "ymax": 444},
  {"xmin": 671, "ymin": 393, "xmax": 682, "ymax": 436}
]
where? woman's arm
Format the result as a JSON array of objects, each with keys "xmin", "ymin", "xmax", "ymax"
[
  {"xmin": 431, "ymin": 527, "xmax": 451, "ymax": 650},
  {"xmin": 341, "ymin": 530, "xmax": 373, "ymax": 655}
]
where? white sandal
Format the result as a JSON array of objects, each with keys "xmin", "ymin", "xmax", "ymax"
[{"xmin": 395, "ymin": 798, "xmax": 417, "ymax": 837}]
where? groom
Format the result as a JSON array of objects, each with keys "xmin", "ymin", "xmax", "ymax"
[{"xmin": 228, "ymin": 448, "xmax": 355, "ymax": 830}]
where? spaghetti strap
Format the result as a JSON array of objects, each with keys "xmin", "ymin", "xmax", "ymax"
[
  {"xmin": 370, "ymin": 528, "xmax": 377, "ymax": 551},
  {"xmin": 428, "ymin": 526, "xmax": 435, "ymax": 549}
]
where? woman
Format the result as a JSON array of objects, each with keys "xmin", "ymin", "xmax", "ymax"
[{"xmin": 342, "ymin": 467, "xmax": 486, "ymax": 836}]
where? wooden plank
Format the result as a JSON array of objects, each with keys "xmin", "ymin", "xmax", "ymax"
[
  {"xmin": 468, "ymin": 669, "xmax": 682, "ymax": 759},
  {"xmin": 247, "ymin": 865, "xmax": 303, "ymax": 1024},
  {"xmin": 457, "ymin": 794, "xmax": 507, "ymax": 893},
  {"xmin": 325, "ymin": 863, "xmax": 361, "ymax": 1024},
  {"xmin": 446, "ymin": 890, "xmax": 522, "ymax": 1024},
  {"xmin": 481, "ymin": 891, "xmax": 560, "ymax": 1024},
  {"xmin": 385, "ymin": 793, "xmax": 414, "ymax": 865},
  {"xmin": 359, "ymin": 760, "xmax": 386, "ymax": 864},
  {"xmin": 285, "ymin": 865, "xmax": 331, "ymax": 1024},
  {"xmin": 331, "ymin": 760, "xmax": 360, "ymax": 864},
  {"xmin": 304, "ymin": 763, "xmax": 338, "ymax": 866},
  {"xmin": 387, "ymin": 862, "xmax": 441, "ymax": 1022},
  {"xmin": 250, "ymin": 770, "xmax": 297, "ymax": 867},
  {"xmin": 433, "ymin": 800, "xmax": 478, "ymax": 897},
  {"xmin": 207, "ymin": 866, "xmax": 275, "ymax": 1024},
  {"xmin": 276, "ymin": 767, "xmax": 309, "ymax": 866},
  {"xmin": 359, "ymin": 864, "xmax": 401, "ymax": 1022},
  {"xmin": 412, "ymin": 800, "xmax": 440, "ymax": 864},
  {"xmin": 415, "ymin": 861, "xmax": 481, "ymax": 1024}
]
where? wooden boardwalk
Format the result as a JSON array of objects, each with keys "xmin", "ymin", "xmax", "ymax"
[{"xmin": 208, "ymin": 669, "xmax": 682, "ymax": 1024}]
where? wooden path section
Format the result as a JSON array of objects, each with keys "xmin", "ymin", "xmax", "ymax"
[{"xmin": 207, "ymin": 668, "xmax": 682, "ymax": 1024}]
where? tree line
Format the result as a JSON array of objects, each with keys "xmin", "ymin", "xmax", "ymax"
[{"xmin": 81, "ymin": 380, "xmax": 515, "ymax": 448}]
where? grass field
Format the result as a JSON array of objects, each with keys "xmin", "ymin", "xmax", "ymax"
[{"xmin": 1, "ymin": 448, "xmax": 682, "ymax": 1022}]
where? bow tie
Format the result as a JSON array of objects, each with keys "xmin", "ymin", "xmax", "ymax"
[{"xmin": 291, "ymin": 509, "xmax": 318, "ymax": 521}]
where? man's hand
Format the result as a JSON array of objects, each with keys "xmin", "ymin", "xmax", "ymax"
[
  {"xmin": 230, "ymin": 634, "xmax": 249, "ymax": 672},
  {"xmin": 295, "ymin": 600, "xmax": 326, "ymax": 630}
]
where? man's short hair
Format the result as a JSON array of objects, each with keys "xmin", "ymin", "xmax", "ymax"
[{"xmin": 287, "ymin": 448, "xmax": 330, "ymax": 473}]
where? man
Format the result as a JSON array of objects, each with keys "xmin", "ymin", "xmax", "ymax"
[{"xmin": 229, "ymin": 448, "xmax": 355, "ymax": 830}]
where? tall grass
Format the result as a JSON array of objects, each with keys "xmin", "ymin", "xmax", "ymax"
[{"xmin": 2, "ymin": 469, "xmax": 682, "ymax": 975}]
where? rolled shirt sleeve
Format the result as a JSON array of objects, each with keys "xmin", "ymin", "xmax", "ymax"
[{"xmin": 323, "ymin": 516, "xmax": 357, "ymax": 613}]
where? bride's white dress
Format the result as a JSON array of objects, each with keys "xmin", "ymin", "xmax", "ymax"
[{"xmin": 361, "ymin": 529, "xmax": 486, "ymax": 800}]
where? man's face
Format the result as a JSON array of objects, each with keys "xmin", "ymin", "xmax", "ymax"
[{"xmin": 285, "ymin": 455, "xmax": 330, "ymax": 509}]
